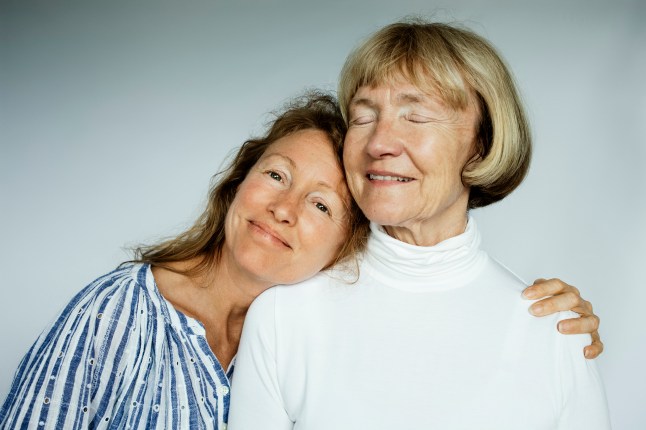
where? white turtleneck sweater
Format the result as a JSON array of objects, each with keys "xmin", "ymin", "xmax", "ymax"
[{"xmin": 228, "ymin": 219, "xmax": 610, "ymax": 429}]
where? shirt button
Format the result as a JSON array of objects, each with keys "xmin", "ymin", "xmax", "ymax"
[{"xmin": 216, "ymin": 386, "xmax": 229, "ymax": 396}]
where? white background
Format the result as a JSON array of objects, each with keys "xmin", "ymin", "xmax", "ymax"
[{"xmin": 1, "ymin": 0, "xmax": 644, "ymax": 427}]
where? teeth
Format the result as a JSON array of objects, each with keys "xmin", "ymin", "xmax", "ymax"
[{"xmin": 369, "ymin": 174, "xmax": 412, "ymax": 182}]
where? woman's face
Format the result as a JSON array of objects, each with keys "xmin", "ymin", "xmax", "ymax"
[
  {"xmin": 343, "ymin": 78, "xmax": 480, "ymax": 245},
  {"xmin": 224, "ymin": 129, "xmax": 351, "ymax": 290}
]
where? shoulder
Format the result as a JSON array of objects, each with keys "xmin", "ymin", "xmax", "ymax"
[
  {"xmin": 245, "ymin": 275, "xmax": 326, "ymax": 324},
  {"xmin": 270, "ymin": 270, "xmax": 355, "ymax": 312},
  {"xmin": 66, "ymin": 263, "xmax": 148, "ymax": 309},
  {"xmin": 43, "ymin": 263, "xmax": 171, "ymax": 382},
  {"xmin": 245, "ymin": 287, "xmax": 277, "ymax": 325},
  {"xmin": 35, "ymin": 263, "xmax": 170, "ymax": 357},
  {"xmin": 65, "ymin": 263, "xmax": 162, "ymax": 322},
  {"xmin": 480, "ymin": 255, "xmax": 529, "ymax": 294},
  {"xmin": 472, "ymin": 256, "xmax": 577, "ymax": 339},
  {"xmin": 0, "ymin": 264, "xmax": 165, "ymax": 427},
  {"xmin": 244, "ymin": 272, "xmax": 349, "ymax": 336},
  {"xmin": 479, "ymin": 258, "xmax": 584, "ymax": 334},
  {"xmin": 483, "ymin": 257, "xmax": 591, "ymax": 360}
]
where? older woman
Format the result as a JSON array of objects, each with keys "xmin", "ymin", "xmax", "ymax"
[
  {"xmin": 0, "ymin": 94, "xmax": 367, "ymax": 429},
  {"xmin": 1, "ymin": 93, "xmax": 600, "ymax": 430},
  {"xmin": 227, "ymin": 22, "xmax": 610, "ymax": 429}
]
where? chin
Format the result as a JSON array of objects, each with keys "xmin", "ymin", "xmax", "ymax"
[{"xmin": 363, "ymin": 213, "xmax": 405, "ymax": 228}]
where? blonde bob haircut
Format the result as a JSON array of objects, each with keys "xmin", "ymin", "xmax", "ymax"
[{"xmin": 338, "ymin": 20, "xmax": 532, "ymax": 209}]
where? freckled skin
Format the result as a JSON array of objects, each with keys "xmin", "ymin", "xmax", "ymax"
[
  {"xmin": 344, "ymin": 80, "xmax": 479, "ymax": 246},
  {"xmin": 223, "ymin": 129, "xmax": 351, "ymax": 294}
]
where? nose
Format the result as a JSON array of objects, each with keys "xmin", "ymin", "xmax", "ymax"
[
  {"xmin": 267, "ymin": 191, "xmax": 299, "ymax": 225},
  {"xmin": 365, "ymin": 118, "xmax": 404, "ymax": 159}
]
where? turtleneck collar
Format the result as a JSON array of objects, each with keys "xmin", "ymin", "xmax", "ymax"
[{"xmin": 363, "ymin": 216, "xmax": 487, "ymax": 292}]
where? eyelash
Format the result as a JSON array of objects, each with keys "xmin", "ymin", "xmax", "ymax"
[
  {"xmin": 266, "ymin": 170, "xmax": 284, "ymax": 182},
  {"xmin": 405, "ymin": 114, "xmax": 430, "ymax": 124},
  {"xmin": 350, "ymin": 115, "xmax": 429, "ymax": 125},
  {"xmin": 314, "ymin": 202, "xmax": 330, "ymax": 214},
  {"xmin": 265, "ymin": 170, "xmax": 332, "ymax": 216},
  {"xmin": 349, "ymin": 114, "xmax": 375, "ymax": 126}
]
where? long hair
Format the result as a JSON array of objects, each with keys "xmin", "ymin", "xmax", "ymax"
[{"xmin": 132, "ymin": 92, "xmax": 369, "ymax": 276}]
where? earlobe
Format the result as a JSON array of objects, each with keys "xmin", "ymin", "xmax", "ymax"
[{"xmin": 462, "ymin": 150, "xmax": 482, "ymax": 176}]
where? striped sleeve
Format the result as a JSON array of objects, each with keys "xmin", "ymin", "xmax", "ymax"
[{"xmin": 0, "ymin": 266, "xmax": 147, "ymax": 430}]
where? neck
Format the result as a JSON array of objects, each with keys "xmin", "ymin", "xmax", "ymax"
[
  {"xmin": 152, "ymin": 253, "xmax": 272, "ymax": 370},
  {"xmin": 384, "ymin": 204, "xmax": 469, "ymax": 247}
]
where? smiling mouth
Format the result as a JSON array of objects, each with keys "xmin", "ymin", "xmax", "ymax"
[
  {"xmin": 249, "ymin": 221, "xmax": 292, "ymax": 249},
  {"xmin": 367, "ymin": 174, "xmax": 413, "ymax": 182}
]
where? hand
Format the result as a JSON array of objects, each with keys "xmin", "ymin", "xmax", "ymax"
[{"xmin": 522, "ymin": 278, "xmax": 603, "ymax": 359}]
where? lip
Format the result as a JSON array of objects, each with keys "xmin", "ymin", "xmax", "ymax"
[
  {"xmin": 248, "ymin": 220, "xmax": 292, "ymax": 249},
  {"xmin": 365, "ymin": 169, "xmax": 415, "ymax": 184}
]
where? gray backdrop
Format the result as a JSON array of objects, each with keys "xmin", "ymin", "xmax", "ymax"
[{"xmin": 1, "ymin": 0, "xmax": 644, "ymax": 428}]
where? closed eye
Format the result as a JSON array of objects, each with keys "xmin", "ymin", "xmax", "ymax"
[
  {"xmin": 406, "ymin": 114, "xmax": 432, "ymax": 124},
  {"xmin": 350, "ymin": 116, "xmax": 375, "ymax": 126}
]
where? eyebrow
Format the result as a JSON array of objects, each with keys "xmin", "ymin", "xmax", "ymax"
[
  {"xmin": 350, "ymin": 91, "xmax": 428, "ymax": 109},
  {"xmin": 395, "ymin": 92, "xmax": 427, "ymax": 105},
  {"xmin": 263, "ymin": 153, "xmax": 296, "ymax": 168},
  {"xmin": 350, "ymin": 97, "xmax": 377, "ymax": 109}
]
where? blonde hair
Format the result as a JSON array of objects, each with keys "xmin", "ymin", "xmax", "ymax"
[
  {"xmin": 133, "ymin": 92, "xmax": 369, "ymax": 276},
  {"xmin": 338, "ymin": 20, "xmax": 532, "ymax": 208}
]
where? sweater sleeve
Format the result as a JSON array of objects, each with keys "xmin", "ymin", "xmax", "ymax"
[
  {"xmin": 228, "ymin": 288, "xmax": 293, "ymax": 430},
  {"xmin": 0, "ymin": 266, "xmax": 147, "ymax": 430},
  {"xmin": 556, "ymin": 313, "xmax": 611, "ymax": 430}
]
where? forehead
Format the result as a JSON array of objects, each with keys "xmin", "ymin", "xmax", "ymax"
[
  {"xmin": 353, "ymin": 79, "xmax": 432, "ymax": 103},
  {"xmin": 262, "ymin": 130, "xmax": 336, "ymax": 164},
  {"xmin": 261, "ymin": 129, "xmax": 347, "ymax": 187},
  {"xmin": 353, "ymin": 66, "xmax": 474, "ymax": 112},
  {"xmin": 351, "ymin": 73, "xmax": 480, "ymax": 120}
]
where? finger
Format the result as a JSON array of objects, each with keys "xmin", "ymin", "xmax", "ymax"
[
  {"xmin": 523, "ymin": 278, "xmax": 578, "ymax": 300},
  {"xmin": 557, "ymin": 314, "xmax": 600, "ymax": 334},
  {"xmin": 529, "ymin": 291, "xmax": 583, "ymax": 316},
  {"xmin": 521, "ymin": 279, "xmax": 545, "ymax": 299},
  {"xmin": 584, "ymin": 333, "xmax": 604, "ymax": 359},
  {"xmin": 578, "ymin": 299, "xmax": 593, "ymax": 316}
]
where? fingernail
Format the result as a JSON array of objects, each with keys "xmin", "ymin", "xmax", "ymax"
[
  {"xmin": 557, "ymin": 321, "xmax": 566, "ymax": 333},
  {"xmin": 584, "ymin": 349, "xmax": 592, "ymax": 359},
  {"xmin": 522, "ymin": 288, "xmax": 537, "ymax": 299},
  {"xmin": 529, "ymin": 303, "xmax": 543, "ymax": 315}
]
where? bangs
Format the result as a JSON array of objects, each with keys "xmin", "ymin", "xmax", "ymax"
[
  {"xmin": 339, "ymin": 24, "xmax": 474, "ymax": 120},
  {"xmin": 338, "ymin": 20, "xmax": 531, "ymax": 209}
]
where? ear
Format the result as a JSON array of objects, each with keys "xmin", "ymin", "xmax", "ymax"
[
  {"xmin": 462, "ymin": 137, "xmax": 483, "ymax": 176},
  {"xmin": 464, "ymin": 156, "xmax": 481, "ymax": 174}
]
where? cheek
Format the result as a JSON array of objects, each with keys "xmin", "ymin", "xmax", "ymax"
[
  {"xmin": 223, "ymin": 197, "xmax": 243, "ymax": 251},
  {"xmin": 342, "ymin": 151, "xmax": 363, "ymax": 196},
  {"xmin": 224, "ymin": 178, "xmax": 262, "ymax": 237},
  {"xmin": 233, "ymin": 176, "xmax": 266, "ymax": 208},
  {"xmin": 343, "ymin": 134, "xmax": 363, "ymax": 168},
  {"xmin": 301, "ymin": 217, "xmax": 348, "ymax": 266},
  {"xmin": 418, "ymin": 135, "xmax": 470, "ymax": 178}
]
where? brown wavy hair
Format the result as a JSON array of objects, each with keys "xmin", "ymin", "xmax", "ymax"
[{"xmin": 133, "ymin": 91, "xmax": 369, "ymax": 277}]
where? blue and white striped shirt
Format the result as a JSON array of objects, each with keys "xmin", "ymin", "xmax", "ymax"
[{"xmin": 0, "ymin": 263, "xmax": 233, "ymax": 429}]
